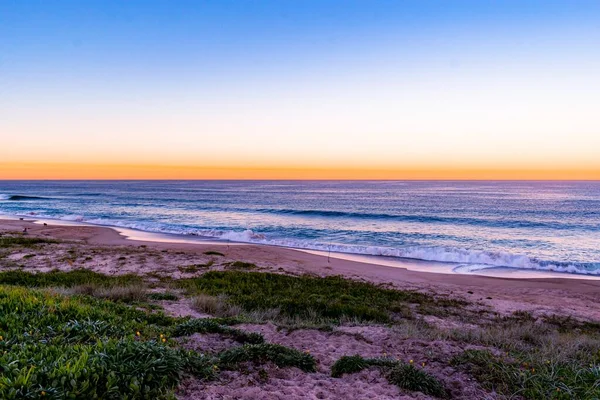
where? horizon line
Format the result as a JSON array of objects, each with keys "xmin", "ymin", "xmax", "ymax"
[{"xmin": 2, "ymin": 162, "xmax": 600, "ymax": 180}]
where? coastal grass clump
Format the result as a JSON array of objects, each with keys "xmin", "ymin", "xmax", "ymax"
[
  {"xmin": 192, "ymin": 293, "xmax": 243, "ymax": 317},
  {"xmin": 148, "ymin": 291, "xmax": 180, "ymax": 301},
  {"xmin": 178, "ymin": 270, "xmax": 467, "ymax": 324},
  {"xmin": 204, "ymin": 251, "xmax": 225, "ymax": 257},
  {"xmin": 226, "ymin": 261, "xmax": 258, "ymax": 270},
  {"xmin": 0, "ymin": 284, "xmax": 213, "ymax": 399},
  {"xmin": 331, "ymin": 354, "xmax": 373, "ymax": 377},
  {"xmin": 387, "ymin": 363, "xmax": 449, "ymax": 399},
  {"xmin": 0, "ymin": 269, "xmax": 148, "ymax": 303},
  {"xmin": 173, "ymin": 318, "xmax": 264, "ymax": 344},
  {"xmin": 0, "ymin": 269, "xmax": 143, "ymax": 288},
  {"xmin": 0, "ymin": 235, "xmax": 56, "ymax": 248},
  {"xmin": 331, "ymin": 355, "xmax": 448, "ymax": 398},
  {"xmin": 63, "ymin": 283, "xmax": 149, "ymax": 303},
  {"xmin": 178, "ymin": 260, "xmax": 214, "ymax": 274},
  {"xmin": 218, "ymin": 343, "xmax": 317, "ymax": 372},
  {"xmin": 452, "ymin": 349, "xmax": 600, "ymax": 399},
  {"xmin": 448, "ymin": 311, "xmax": 600, "ymax": 364}
]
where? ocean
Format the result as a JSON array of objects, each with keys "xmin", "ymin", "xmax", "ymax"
[{"xmin": 1, "ymin": 180, "xmax": 599, "ymax": 275}]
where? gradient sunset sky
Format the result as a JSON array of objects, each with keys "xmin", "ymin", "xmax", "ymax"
[{"xmin": 2, "ymin": 1, "xmax": 599, "ymax": 179}]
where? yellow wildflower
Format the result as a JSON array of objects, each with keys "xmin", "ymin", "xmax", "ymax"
[
  {"xmin": 136, "ymin": 331, "xmax": 141, "ymax": 336},
  {"xmin": 162, "ymin": 338, "xmax": 166, "ymax": 343},
  {"xmin": 409, "ymin": 359, "xmax": 414, "ymax": 364}
]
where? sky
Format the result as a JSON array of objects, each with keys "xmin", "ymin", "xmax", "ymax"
[{"xmin": 1, "ymin": 0, "xmax": 600, "ymax": 179}]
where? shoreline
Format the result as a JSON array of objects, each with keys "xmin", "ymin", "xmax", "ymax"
[
  {"xmin": 2, "ymin": 216, "xmax": 600, "ymax": 321},
  {"xmin": 3, "ymin": 213, "xmax": 598, "ymax": 281}
]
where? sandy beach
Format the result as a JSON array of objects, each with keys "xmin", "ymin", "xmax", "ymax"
[
  {"xmin": 2, "ymin": 217, "xmax": 600, "ymax": 399},
  {"xmin": 2, "ymin": 217, "xmax": 599, "ymax": 321}
]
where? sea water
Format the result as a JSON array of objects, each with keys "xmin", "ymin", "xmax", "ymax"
[{"xmin": 1, "ymin": 180, "xmax": 599, "ymax": 275}]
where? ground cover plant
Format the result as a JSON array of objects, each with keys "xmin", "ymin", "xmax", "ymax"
[
  {"xmin": 0, "ymin": 284, "xmax": 209, "ymax": 399},
  {"xmin": 0, "ymin": 282, "xmax": 315, "ymax": 399}
]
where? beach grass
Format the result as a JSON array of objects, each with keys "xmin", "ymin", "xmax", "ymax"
[
  {"xmin": 331, "ymin": 355, "xmax": 448, "ymax": 398},
  {"xmin": 177, "ymin": 270, "xmax": 467, "ymax": 324},
  {"xmin": 0, "ymin": 269, "xmax": 143, "ymax": 288},
  {"xmin": 0, "ymin": 235, "xmax": 56, "ymax": 248},
  {"xmin": 218, "ymin": 343, "xmax": 317, "ymax": 372},
  {"xmin": 451, "ymin": 349, "xmax": 600, "ymax": 399}
]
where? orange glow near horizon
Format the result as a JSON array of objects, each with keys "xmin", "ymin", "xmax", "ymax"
[{"xmin": 1, "ymin": 163, "xmax": 599, "ymax": 180}]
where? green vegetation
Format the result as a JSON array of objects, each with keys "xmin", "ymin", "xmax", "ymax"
[
  {"xmin": 226, "ymin": 261, "xmax": 258, "ymax": 270},
  {"xmin": 331, "ymin": 354, "xmax": 372, "ymax": 377},
  {"xmin": 148, "ymin": 292, "xmax": 179, "ymax": 301},
  {"xmin": 387, "ymin": 363, "xmax": 448, "ymax": 398},
  {"xmin": 204, "ymin": 251, "xmax": 225, "ymax": 257},
  {"xmin": 331, "ymin": 355, "xmax": 448, "ymax": 398},
  {"xmin": 2, "ymin": 236, "xmax": 599, "ymax": 399},
  {"xmin": 0, "ymin": 274, "xmax": 317, "ymax": 398},
  {"xmin": 172, "ymin": 318, "xmax": 265, "ymax": 344},
  {"xmin": 0, "ymin": 269, "xmax": 148, "ymax": 303},
  {"xmin": 218, "ymin": 343, "xmax": 317, "ymax": 372},
  {"xmin": 452, "ymin": 349, "xmax": 600, "ymax": 399},
  {"xmin": 445, "ymin": 310, "xmax": 600, "ymax": 399},
  {"xmin": 0, "ymin": 284, "xmax": 210, "ymax": 399},
  {"xmin": 0, "ymin": 269, "xmax": 143, "ymax": 288},
  {"xmin": 178, "ymin": 271, "xmax": 466, "ymax": 324},
  {"xmin": 178, "ymin": 261, "xmax": 214, "ymax": 274},
  {"xmin": 0, "ymin": 236, "xmax": 55, "ymax": 248}
]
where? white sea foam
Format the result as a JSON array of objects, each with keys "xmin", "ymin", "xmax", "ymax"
[
  {"xmin": 0, "ymin": 194, "xmax": 10, "ymax": 200},
  {"xmin": 194, "ymin": 229, "xmax": 600, "ymax": 276},
  {"xmin": 59, "ymin": 215, "xmax": 85, "ymax": 222}
]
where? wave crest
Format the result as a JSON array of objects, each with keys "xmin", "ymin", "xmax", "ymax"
[{"xmin": 0, "ymin": 195, "xmax": 51, "ymax": 201}]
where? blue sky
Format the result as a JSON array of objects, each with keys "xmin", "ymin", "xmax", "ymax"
[{"xmin": 1, "ymin": 1, "xmax": 600, "ymax": 178}]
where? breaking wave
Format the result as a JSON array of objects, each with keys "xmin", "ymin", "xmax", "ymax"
[{"xmin": 191, "ymin": 229, "xmax": 600, "ymax": 276}]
